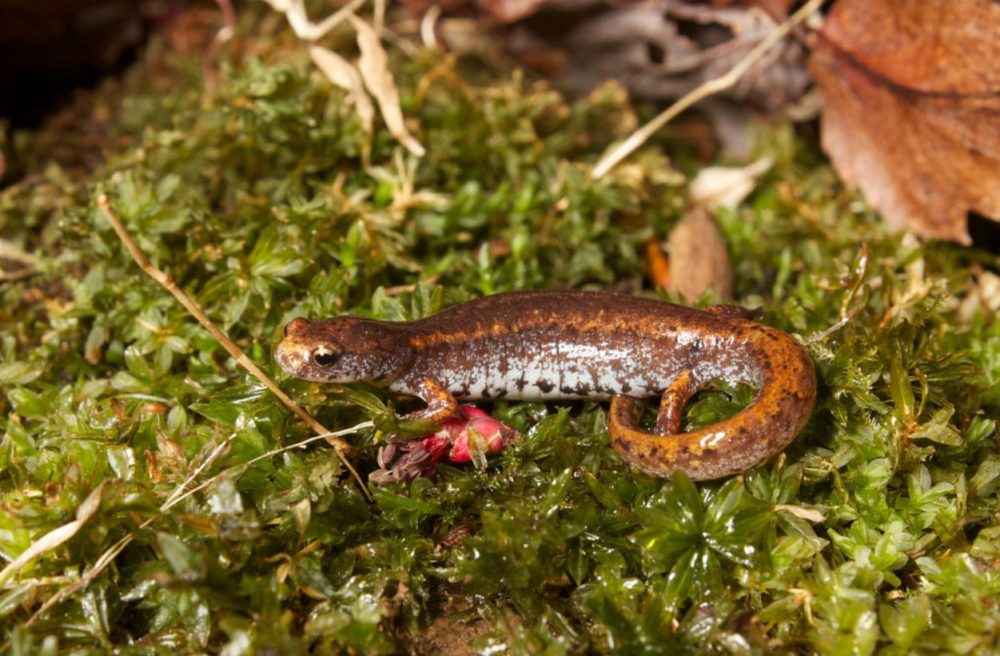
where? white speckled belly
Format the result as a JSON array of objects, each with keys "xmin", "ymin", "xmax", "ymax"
[{"xmin": 390, "ymin": 321, "xmax": 758, "ymax": 402}]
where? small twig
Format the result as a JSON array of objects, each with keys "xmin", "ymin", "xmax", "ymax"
[
  {"xmin": 199, "ymin": 0, "xmax": 238, "ymax": 89},
  {"xmin": 264, "ymin": 0, "xmax": 369, "ymax": 41},
  {"xmin": 591, "ymin": 0, "xmax": 826, "ymax": 179},
  {"xmin": 311, "ymin": 0, "xmax": 369, "ymax": 40},
  {"xmin": 0, "ymin": 268, "xmax": 35, "ymax": 282},
  {"xmin": 96, "ymin": 194, "xmax": 372, "ymax": 503},
  {"xmin": 373, "ymin": 0, "xmax": 386, "ymax": 36},
  {"xmin": 164, "ymin": 425, "xmax": 373, "ymax": 511},
  {"xmin": 162, "ymin": 435, "xmax": 235, "ymax": 509},
  {"xmin": 24, "ymin": 421, "xmax": 373, "ymax": 626},
  {"xmin": 0, "ymin": 483, "xmax": 106, "ymax": 587},
  {"xmin": 420, "ymin": 4, "xmax": 441, "ymax": 49}
]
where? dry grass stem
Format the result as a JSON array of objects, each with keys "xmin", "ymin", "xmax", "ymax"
[
  {"xmin": 0, "ymin": 483, "xmax": 106, "ymax": 587},
  {"xmin": 373, "ymin": 0, "xmax": 386, "ymax": 35},
  {"xmin": 96, "ymin": 194, "xmax": 371, "ymax": 502},
  {"xmin": 420, "ymin": 4, "xmax": 441, "ymax": 49},
  {"xmin": 264, "ymin": 0, "xmax": 369, "ymax": 41},
  {"xmin": 0, "ymin": 239, "xmax": 38, "ymax": 281},
  {"xmin": 266, "ymin": 0, "xmax": 423, "ymax": 156}
]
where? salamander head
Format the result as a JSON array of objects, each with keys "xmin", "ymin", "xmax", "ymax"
[{"xmin": 274, "ymin": 316, "xmax": 414, "ymax": 385}]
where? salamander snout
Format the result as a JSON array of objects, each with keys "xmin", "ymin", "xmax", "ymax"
[{"xmin": 275, "ymin": 316, "xmax": 414, "ymax": 386}]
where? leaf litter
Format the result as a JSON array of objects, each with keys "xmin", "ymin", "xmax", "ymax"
[{"xmin": 413, "ymin": 0, "xmax": 1000, "ymax": 244}]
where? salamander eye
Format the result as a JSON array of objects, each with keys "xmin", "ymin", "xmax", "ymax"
[{"xmin": 312, "ymin": 347, "xmax": 338, "ymax": 367}]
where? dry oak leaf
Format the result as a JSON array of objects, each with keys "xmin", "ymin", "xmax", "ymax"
[{"xmin": 809, "ymin": 0, "xmax": 1000, "ymax": 244}]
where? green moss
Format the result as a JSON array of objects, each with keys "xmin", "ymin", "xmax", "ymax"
[{"xmin": 1, "ymin": 9, "xmax": 998, "ymax": 654}]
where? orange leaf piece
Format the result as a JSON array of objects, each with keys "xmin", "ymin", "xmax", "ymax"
[{"xmin": 809, "ymin": 0, "xmax": 1000, "ymax": 244}]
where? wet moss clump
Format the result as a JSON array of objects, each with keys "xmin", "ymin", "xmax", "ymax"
[{"xmin": 1, "ymin": 8, "xmax": 998, "ymax": 654}]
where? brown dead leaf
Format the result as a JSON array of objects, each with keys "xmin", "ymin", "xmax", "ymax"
[
  {"xmin": 146, "ymin": 451, "xmax": 162, "ymax": 484},
  {"xmin": 809, "ymin": 0, "xmax": 1000, "ymax": 244},
  {"xmin": 648, "ymin": 208, "xmax": 733, "ymax": 301},
  {"xmin": 156, "ymin": 429, "xmax": 188, "ymax": 471},
  {"xmin": 645, "ymin": 237, "xmax": 672, "ymax": 291}
]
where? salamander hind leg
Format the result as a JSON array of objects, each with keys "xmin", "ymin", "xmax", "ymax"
[{"xmin": 655, "ymin": 369, "xmax": 698, "ymax": 436}]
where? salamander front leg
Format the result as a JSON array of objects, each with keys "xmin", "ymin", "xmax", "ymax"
[
  {"xmin": 372, "ymin": 379, "xmax": 461, "ymax": 485},
  {"xmin": 655, "ymin": 369, "xmax": 699, "ymax": 435},
  {"xmin": 410, "ymin": 378, "xmax": 460, "ymax": 423}
]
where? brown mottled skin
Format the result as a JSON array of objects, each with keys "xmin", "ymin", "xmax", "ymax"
[{"xmin": 275, "ymin": 290, "xmax": 817, "ymax": 481}]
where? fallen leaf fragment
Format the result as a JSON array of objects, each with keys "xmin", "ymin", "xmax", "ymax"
[
  {"xmin": 775, "ymin": 503, "xmax": 826, "ymax": 523},
  {"xmin": 690, "ymin": 157, "xmax": 773, "ymax": 210},
  {"xmin": 645, "ymin": 238, "xmax": 671, "ymax": 292},
  {"xmin": 648, "ymin": 207, "xmax": 733, "ymax": 301},
  {"xmin": 309, "ymin": 45, "xmax": 374, "ymax": 137},
  {"xmin": 349, "ymin": 15, "xmax": 426, "ymax": 157},
  {"xmin": 809, "ymin": 0, "xmax": 1000, "ymax": 244}
]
